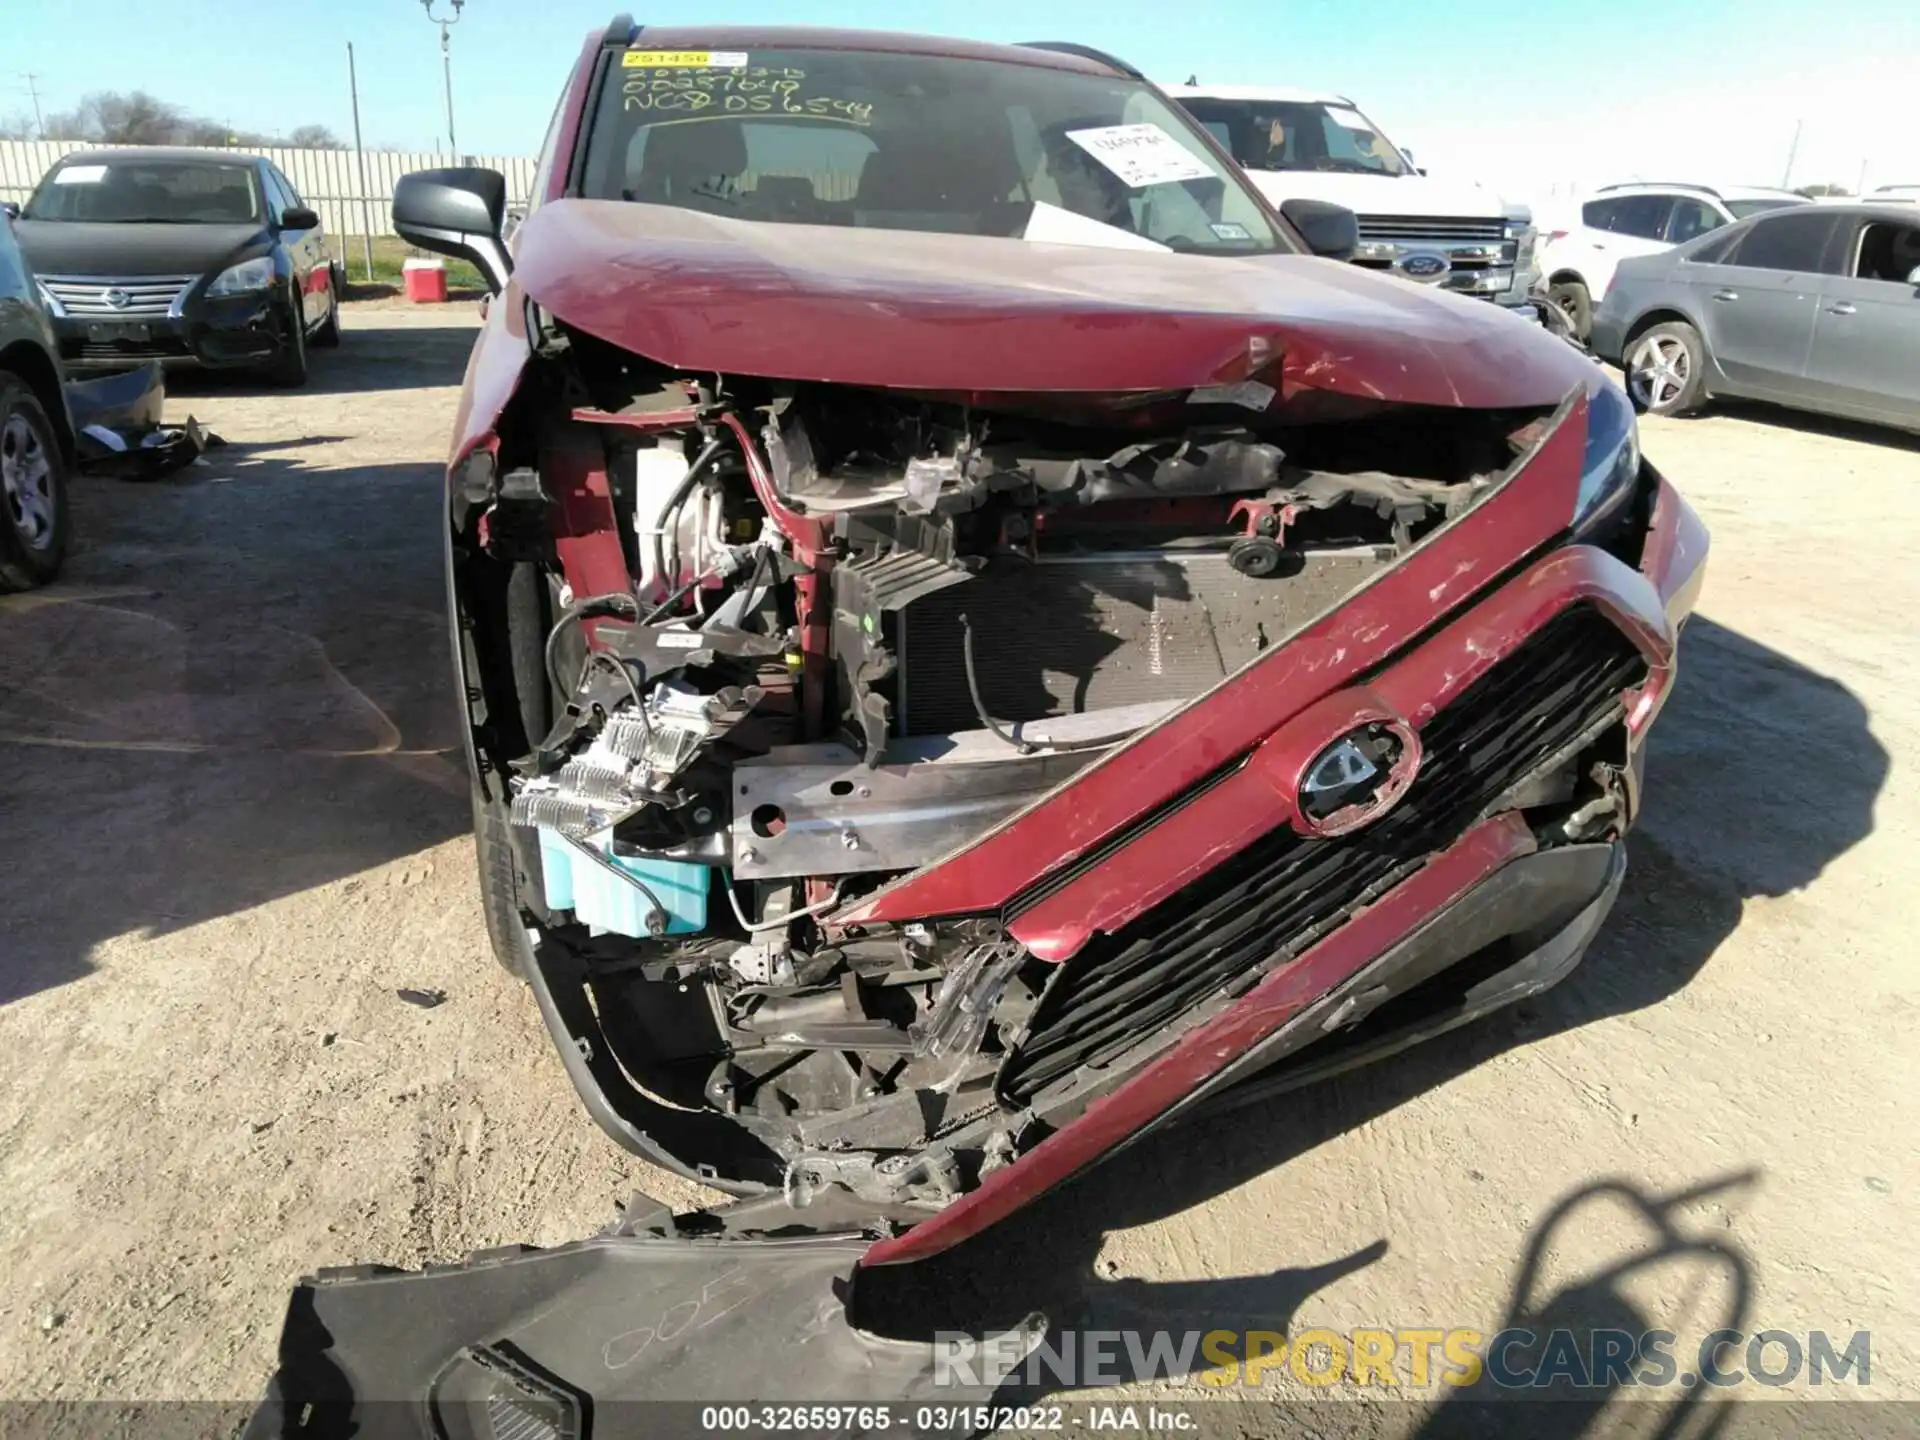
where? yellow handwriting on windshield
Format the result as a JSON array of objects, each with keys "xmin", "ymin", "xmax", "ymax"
[{"xmin": 621, "ymin": 66, "xmax": 873, "ymax": 126}]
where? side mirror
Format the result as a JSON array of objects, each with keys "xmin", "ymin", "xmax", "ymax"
[
  {"xmin": 1279, "ymin": 197, "xmax": 1359, "ymax": 261},
  {"xmin": 1908, "ymin": 264, "xmax": 1920, "ymax": 287},
  {"xmin": 279, "ymin": 205, "xmax": 321, "ymax": 232},
  {"xmin": 1, "ymin": 201, "xmax": 18, "ymax": 222},
  {"xmin": 393, "ymin": 167, "xmax": 511, "ymax": 295}
]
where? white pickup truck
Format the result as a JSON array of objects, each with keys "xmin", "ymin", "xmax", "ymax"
[{"xmin": 1168, "ymin": 85, "xmax": 1539, "ymax": 315}]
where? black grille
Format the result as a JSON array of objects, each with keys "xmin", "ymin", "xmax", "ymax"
[
  {"xmin": 998, "ymin": 606, "xmax": 1646, "ymax": 1104},
  {"xmin": 64, "ymin": 338, "xmax": 191, "ymax": 364}
]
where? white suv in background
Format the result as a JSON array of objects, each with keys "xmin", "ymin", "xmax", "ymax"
[
  {"xmin": 1167, "ymin": 85, "xmax": 1540, "ymax": 316},
  {"xmin": 1538, "ymin": 183, "xmax": 1807, "ymax": 338}
]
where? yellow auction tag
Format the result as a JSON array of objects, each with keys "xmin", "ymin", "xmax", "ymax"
[{"xmin": 623, "ymin": 49, "xmax": 748, "ymax": 68}]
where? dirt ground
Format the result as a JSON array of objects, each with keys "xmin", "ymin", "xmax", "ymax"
[{"xmin": 2, "ymin": 304, "xmax": 1915, "ymax": 1417}]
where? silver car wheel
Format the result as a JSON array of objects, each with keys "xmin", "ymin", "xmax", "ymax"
[
  {"xmin": 0, "ymin": 410, "xmax": 57, "ymax": 552},
  {"xmin": 1628, "ymin": 334, "xmax": 1692, "ymax": 412}
]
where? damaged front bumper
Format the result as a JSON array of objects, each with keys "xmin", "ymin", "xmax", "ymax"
[
  {"xmin": 52, "ymin": 291, "xmax": 293, "ymax": 372},
  {"xmin": 245, "ymin": 830, "xmax": 1628, "ymax": 1431},
  {"xmin": 518, "ymin": 445, "xmax": 1704, "ymax": 1247}
]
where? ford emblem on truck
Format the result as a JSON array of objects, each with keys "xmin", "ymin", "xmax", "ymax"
[{"xmin": 1395, "ymin": 251, "xmax": 1452, "ymax": 281}]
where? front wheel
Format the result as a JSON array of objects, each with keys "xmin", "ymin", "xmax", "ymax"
[
  {"xmin": 0, "ymin": 372, "xmax": 71, "ymax": 592},
  {"xmin": 312, "ymin": 273, "xmax": 342, "ymax": 349},
  {"xmin": 1625, "ymin": 321, "xmax": 1709, "ymax": 416},
  {"xmin": 1546, "ymin": 280, "xmax": 1593, "ymax": 341},
  {"xmin": 266, "ymin": 286, "xmax": 310, "ymax": 387}
]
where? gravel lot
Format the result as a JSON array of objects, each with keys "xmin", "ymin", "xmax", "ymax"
[{"xmin": 1, "ymin": 304, "xmax": 1914, "ymax": 1416}]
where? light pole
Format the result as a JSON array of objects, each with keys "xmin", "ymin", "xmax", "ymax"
[{"xmin": 421, "ymin": 0, "xmax": 465, "ymax": 159}]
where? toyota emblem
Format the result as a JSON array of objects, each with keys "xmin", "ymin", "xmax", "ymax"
[{"xmin": 1295, "ymin": 720, "xmax": 1422, "ymax": 836}]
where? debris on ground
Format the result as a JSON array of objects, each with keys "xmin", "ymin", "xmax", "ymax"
[
  {"xmin": 64, "ymin": 362, "xmax": 225, "ymax": 481},
  {"xmin": 396, "ymin": 988, "xmax": 447, "ymax": 1010}
]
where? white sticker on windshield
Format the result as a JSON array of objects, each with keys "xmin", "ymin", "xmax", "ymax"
[
  {"xmin": 1065, "ymin": 124, "xmax": 1213, "ymax": 189},
  {"xmin": 53, "ymin": 164, "xmax": 108, "ymax": 185},
  {"xmin": 1209, "ymin": 220, "xmax": 1252, "ymax": 241},
  {"xmin": 1325, "ymin": 107, "xmax": 1374, "ymax": 132}
]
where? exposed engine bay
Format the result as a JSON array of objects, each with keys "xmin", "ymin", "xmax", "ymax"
[{"xmin": 459, "ymin": 317, "xmax": 1567, "ymax": 1212}]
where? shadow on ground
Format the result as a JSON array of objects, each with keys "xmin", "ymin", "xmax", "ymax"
[
  {"xmin": 1414, "ymin": 1169, "xmax": 1760, "ymax": 1438},
  {"xmin": 1676, "ymin": 397, "xmax": 1918, "ymax": 451},
  {"xmin": 855, "ymin": 615, "xmax": 1885, "ymax": 1414},
  {"xmin": 0, "ymin": 442, "xmax": 469, "ymax": 1004}
]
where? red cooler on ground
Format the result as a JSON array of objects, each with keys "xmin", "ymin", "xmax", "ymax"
[{"xmin": 402, "ymin": 257, "xmax": 448, "ymax": 304}]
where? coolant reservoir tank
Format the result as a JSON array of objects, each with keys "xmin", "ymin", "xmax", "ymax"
[{"xmin": 536, "ymin": 828, "xmax": 709, "ymax": 938}]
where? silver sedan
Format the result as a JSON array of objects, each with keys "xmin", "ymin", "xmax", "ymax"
[{"xmin": 1589, "ymin": 203, "xmax": 1920, "ymax": 432}]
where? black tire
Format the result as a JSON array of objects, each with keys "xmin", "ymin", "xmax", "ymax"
[
  {"xmin": 0, "ymin": 372, "xmax": 71, "ymax": 592},
  {"xmin": 1624, "ymin": 320, "xmax": 1709, "ymax": 417},
  {"xmin": 266, "ymin": 285, "xmax": 310, "ymax": 387},
  {"xmin": 311, "ymin": 272, "xmax": 342, "ymax": 349},
  {"xmin": 473, "ymin": 788, "xmax": 533, "ymax": 981},
  {"xmin": 465, "ymin": 560, "xmax": 554, "ymax": 981},
  {"xmin": 1547, "ymin": 279, "xmax": 1593, "ymax": 341}
]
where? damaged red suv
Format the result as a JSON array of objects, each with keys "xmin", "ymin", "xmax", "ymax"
[{"xmin": 250, "ymin": 19, "xmax": 1707, "ymax": 1424}]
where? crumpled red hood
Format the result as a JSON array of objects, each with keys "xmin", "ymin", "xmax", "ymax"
[{"xmin": 510, "ymin": 200, "xmax": 1595, "ymax": 410}]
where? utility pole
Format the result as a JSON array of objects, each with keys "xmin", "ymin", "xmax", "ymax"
[
  {"xmin": 1781, "ymin": 119, "xmax": 1803, "ymax": 190},
  {"xmin": 16, "ymin": 73, "xmax": 45, "ymax": 138},
  {"xmin": 421, "ymin": 0, "xmax": 465, "ymax": 160},
  {"xmin": 347, "ymin": 43, "xmax": 375, "ymax": 282}
]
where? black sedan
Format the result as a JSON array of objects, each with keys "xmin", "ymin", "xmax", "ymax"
[
  {"xmin": 7, "ymin": 149, "xmax": 341, "ymax": 386},
  {"xmin": 0, "ymin": 205, "xmax": 74, "ymax": 589}
]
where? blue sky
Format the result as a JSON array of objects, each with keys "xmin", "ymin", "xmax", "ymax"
[{"xmin": 7, "ymin": 0, "xmax": 1917, "ymax": 208}]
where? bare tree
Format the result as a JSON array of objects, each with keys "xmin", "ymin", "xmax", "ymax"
[
  {"xmin": 43, "ymin": 91, "xmax": 185, "ymax": 144},
  {"xmin": 286, "ymin": 124, "xmax": 345, "ymax": 150},
  {"xmin": 33, "ymin": 90, "xmax": 341, "ymax": 149},
  {"xmin": 0, "ymin": 111, "xmax": 38, "ymax": 140}
]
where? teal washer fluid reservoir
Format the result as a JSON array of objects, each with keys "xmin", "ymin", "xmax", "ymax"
[{"xmin": 536, "ymin": 829, "xmax": 709, "ymax": 938}]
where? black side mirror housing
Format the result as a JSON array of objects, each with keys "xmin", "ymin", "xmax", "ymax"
[
  {"xmin": 1279, "ymin": 198, "xmax": 1359, "ymax": 262},
  {"xmin": 1, "ymin": 201, "xmax": 19, "ymax": 222},
  {"xmin": 279, "ymin": 205, "xmax": 321, "ymax": 232},
  {"xmin": 393, "ymin": 167, "xmax": 512, "ymax": 295}
]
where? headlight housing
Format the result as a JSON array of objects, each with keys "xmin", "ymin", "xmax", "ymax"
[
  {"xmin": 206, "ymin": 257, "xmax": 275, "ymax": 297},
  {"xmin": 1576, "ymin": 378, "xmax": 1640, "ymax": 528}
]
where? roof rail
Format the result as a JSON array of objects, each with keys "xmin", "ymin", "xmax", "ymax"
[
  {"xmin": 1595, "ymin": 181, "xmax": 1725, "ymax": 199},
  {"xmin": 1017, "ymin": 41, "xmax": 1143, "ymax": 79},
  {"xmin": 602, "ymin": 13, "xmax": 636, "ymax": 46}
]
